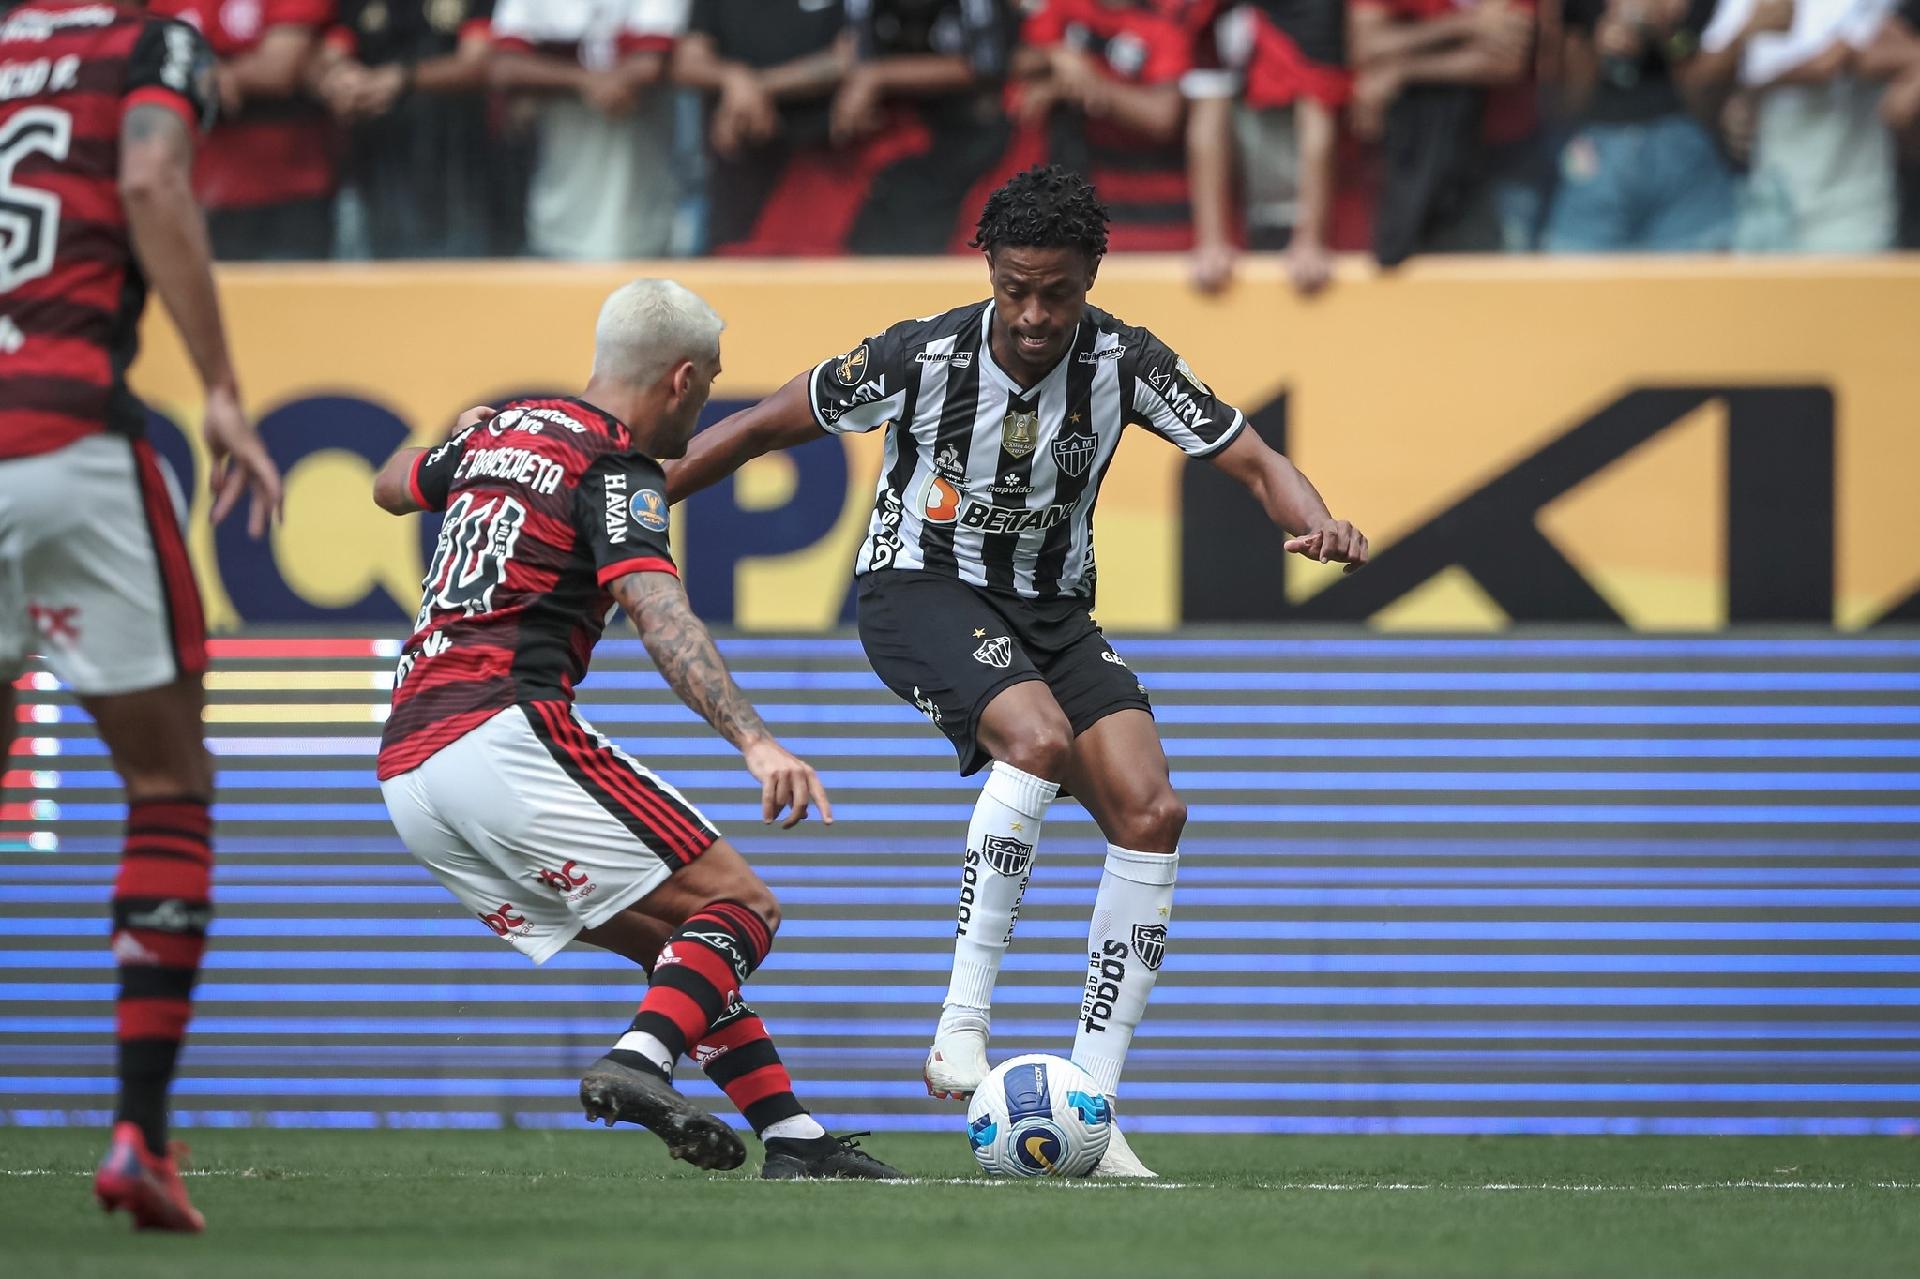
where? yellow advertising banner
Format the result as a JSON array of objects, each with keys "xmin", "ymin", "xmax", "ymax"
[{"xmin": 129, "ymin": 256, "xmax": 1920, "ymax": 631}]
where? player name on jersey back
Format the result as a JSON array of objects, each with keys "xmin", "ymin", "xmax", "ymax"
[{"xmin": 376, "ymin": 397, "xmax": 678, "ymax": 781}]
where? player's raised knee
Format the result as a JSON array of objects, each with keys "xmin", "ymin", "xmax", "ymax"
[{"xmin": 715, "ymin": 877, "xmax": 781, "ymax": 939}]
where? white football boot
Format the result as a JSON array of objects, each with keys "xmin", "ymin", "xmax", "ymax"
[
  {"xmin": 1091, "ymin": 1123, "xmax": 1157, "ymax": 1178},
  {"xmin": 923, "ymin": 1022, "xmax": 989, "ymax": 1100}
]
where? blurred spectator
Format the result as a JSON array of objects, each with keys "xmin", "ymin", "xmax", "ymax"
[
  {"xmin": 1543, "ymin": 0, "xmax": 1735, "ymax": 251},
  {"xmin": 1186, "ymin": 0, "xmax": 1351, "ymax": 293},
  {"xmin": 837, "ymin": 0, "xmax": 1018, "ymax": 254},
  {"xmin": 152, "ymin": 0, "xmax": 338, "ymax": 261},
  {"xmin": 491, "ymin": 0, "xmax": 686, "ymax": 260},
  {"xmin": 1348, "ymin": 0, "xmax": 1539, "ymax": 263},
  {"xmin": 318, "ymin": 2, "xmax": 523, "ymax": 258},
  {"xmin": 1859, "ymin": 0, "xmax": 1920, "ymax": 246},
  {"xmin": 1695, "ymin": 0, "xmax": 1898, "ymax": 252},
  {"xmin": 672, "ymin": 1, "xmax": 853, "ymax": 254},
  {"xmin": 1017, "ymin": 0, "xmax": 1210, "ymax": 252}
]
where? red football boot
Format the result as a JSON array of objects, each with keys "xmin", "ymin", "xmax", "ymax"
[{"xmin": 93, "ymin": 1121, "xmax": 205, "ymax": 1233}]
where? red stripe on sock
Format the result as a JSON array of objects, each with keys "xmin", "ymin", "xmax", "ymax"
[
  {"xmin": 720, "ymin": 1063, "xmax": 796, "ymax": 1111},
  {"xmin": 124, "ymin": 834, "xmax": 213, "ymax": 865},
  {"xmin": 704, "ymin": 901, "xmax": 772, "ymax": 960},
  {"xmin": 114, "ymin": 858, "xmax": 211, "ymax": 900},
  {"xmin": 128, "ymin": 801, "xmax": 211, "ymax": 835},
  {"xmin": 700, "ymin": 1014, "xmax": 768, "ymax": 1055},
  {"xmin": 638, "ymin": 986, "xmax": 712, "ymax": 1047},
  {"xmin": 117, "ymin": 998, "xmax": 190, "ymax": 1040},
  {"xmin": 662, "ymin": 933, "xmax": 742, "ymax": 999},
  {"xmin": 114, "ymin": 930, "xmax": 205, "ymax": 968}
]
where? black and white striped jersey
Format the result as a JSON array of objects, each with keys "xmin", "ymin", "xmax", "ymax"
[{"xmin": 806, "ymin": 301, "xmax": 1247, "ymax": 601}]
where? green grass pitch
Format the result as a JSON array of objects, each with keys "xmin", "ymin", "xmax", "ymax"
[{"xmin": 2, "ymin": 1130, "xmax": 1915, "ymax": 1278}]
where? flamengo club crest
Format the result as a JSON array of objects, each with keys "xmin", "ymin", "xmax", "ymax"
[
  {"xmin": 1130, "ymin": 923, "xmax": 1167, "ymax": 971},
  {"xmin": 1002, "ymin": 408, "xmax": 1038, "ymax": 459}
]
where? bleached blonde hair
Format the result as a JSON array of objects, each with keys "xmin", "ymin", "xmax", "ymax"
[{"xmin": 590, "ymin": 279, "xmax": 724, "ymax": 390}]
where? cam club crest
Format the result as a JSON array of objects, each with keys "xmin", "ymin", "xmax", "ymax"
[
  {"xmin": 1131, "ymin": 923, "xmax": 1167, "ymax": 971},
  {"xmin": 981, "ymin": 835, "xmax": 1034, "ymax": 877},
  {"xmin": 1052, "ymin": 425, "xmax": 1096, "ymax": 478},
  {"xmin": 1002, "ymin": 408, "xmax": 1038, "ymax": 459}
]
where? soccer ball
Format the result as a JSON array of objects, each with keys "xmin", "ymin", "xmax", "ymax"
[{"xmin": 965, "ymin": 1054, "xmax": 1111, "ymax": 1178}]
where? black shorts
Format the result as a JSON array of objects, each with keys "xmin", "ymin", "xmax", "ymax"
[{"xmin": 856, "ymin": 570, "xmax": 1152, "ymax": 776}]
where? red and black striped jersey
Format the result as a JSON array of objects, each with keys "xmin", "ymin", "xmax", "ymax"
[
  {"xmin": 0, "ymin": 1, "xmax": 215, "ymax": 461},
  {"xmin": 1188, "ymin": 1, "xmax": 1350, "ymax": 110},
  {"xmin": 377, "ymin": 397, "xmax": 678, "ymax": 781},
  {"xmin": 1022, "ymin": 0, "xmax": 1214, "ymax": 252}
]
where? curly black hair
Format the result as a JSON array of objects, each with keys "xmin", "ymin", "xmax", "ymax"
[{"xmin": 970, "ymin": 165, "xmax": 1110, "ymax": 263}]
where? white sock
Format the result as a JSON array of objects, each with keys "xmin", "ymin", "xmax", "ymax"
[
  {"xmin": 1072, "ymin": 845, "xmax": 1178, "ymax": 1098},
  {"xmin": 613, "ymin": 1030, "xmax": 673, "ymax": 1074},
  {"xmin": 761, "ymin": 1114, "xmax": 827, "ymax": 1141},
  {"xmin": 943, "ymin": 761, "xmax": 1059, "ymax": 1019}
]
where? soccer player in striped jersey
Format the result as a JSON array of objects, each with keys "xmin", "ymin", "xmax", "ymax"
[
  {"xmin": 372, "ymin": 280, "xmax": 900, "ymax": 1182},
  {"xmin": 0, "ymin": 0, "xmax": 283, "ymax": 1232},
  {"xmin": 668, "ymin": 165, "xmax": 1368, "ymax": 1176}
]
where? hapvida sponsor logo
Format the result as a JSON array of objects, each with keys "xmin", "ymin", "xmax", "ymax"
[{"xmin": 603, "ymin": 473, "xmax": 628, "ymax": 543}]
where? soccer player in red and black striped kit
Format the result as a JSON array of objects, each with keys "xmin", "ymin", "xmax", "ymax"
[
  {"xmin": 372, "ymin": 280, "xmax": 901, "ymax": 1181},
  {"xmin": 0, "ymin": 0, "xmax": 282, "ymax": 1233}
]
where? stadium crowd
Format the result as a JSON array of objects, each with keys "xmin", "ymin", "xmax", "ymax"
[{"xmin": 153, "ymin": 0, "xmax": 1920, "ymax": 287}]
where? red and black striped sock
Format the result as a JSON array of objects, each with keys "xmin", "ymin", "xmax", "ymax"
[
  {"xmin": 695, "ymin": 997, "xmax": 807, "ymax": 1135},
  {"xmin": 624, "ymin": 900, "xmax": 773, "ymax": 1065},
  {"xmin": 111, "ymin": 797, "xmax": 213, "ymax": 1157}
]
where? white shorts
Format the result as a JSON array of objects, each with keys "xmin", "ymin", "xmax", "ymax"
[
  {"xmin": 0, "ymin": 433, "xmax": 206, "ymax": 696},
  {"xmin": 380, "ymin": 702, "xmax": 722, "ymax": 963}
]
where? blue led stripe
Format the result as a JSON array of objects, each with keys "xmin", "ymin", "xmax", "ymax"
[
  {"xmin": 6, "ymin": 1016, "xmax": 1918, "ymax": 1039},
  {"xmin": 162, "ymin": 737, "xmax": 1920, "ymax": 760},
  {"xmin": 571, "ymin": 670, "xmax": 1920, "ymax": 692},
  {"xmin": 13, "ymin": 1077, "xmax": 1920, "ymax": 1103},
  {"xmin": 9, "ymin": 918, "xmax": 1920, "ymax": 941},
  {"xmin": 33, "ymin": 766, "xmax": 1920, "ymax": 793},
  {"xmin": 22, "ymin": 834, "xmax": 1920, "ymax": 858},
  {"xmin": 14, "ymin": 884, "xmax": 1920, "ymax": 906},
  {"xmin": 32, "ymin": 801, "xmax": 1920, "ymax": 825},
  {"xmin": 15, "ymin": 863, "xmax": 1920, "ymax": 886},
  {"xmin": 9, "ymin": 983, "xmax": 1920, "ymax": 1005},
  {"xmin": 696, "ymin": 637, "xmax": 1920, "ymax": 659},
  {"xmin": 10, "ymin": 951, "xmax": 1920, "ymax": 975}
]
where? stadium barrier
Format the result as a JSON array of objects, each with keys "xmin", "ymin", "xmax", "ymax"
[{"xmin": 127, "ymin": 256, "xmax": 1920, "ymax": 633}]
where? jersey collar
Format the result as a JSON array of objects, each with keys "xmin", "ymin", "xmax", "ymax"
[{"xmin": 977, "ymin": 305, "xmax": 1081, "ymax": 401}]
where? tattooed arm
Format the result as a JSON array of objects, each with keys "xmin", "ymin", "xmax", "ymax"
[{"xmin": 610, "ymin": 570, "xmax": 832, "ymax": 828}]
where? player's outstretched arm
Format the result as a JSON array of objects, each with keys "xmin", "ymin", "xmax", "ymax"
[
  {"xmin": 120, "ymin": 104, "xmax": 281, "ymax": 538},
  {"xmin": 371, "ymin": 407, "xmax": 496, "ymax": 515},
  {"xmin": 1209, "ymin": 429, "xmax": 1370, "ymax": 573},
  {"xmin": 663, "ymin": 372, "xmax": 826, "ymax": 504},
  {"xmin": 611, "ymin": 569, "xmax": 833, "ymax": 829}
]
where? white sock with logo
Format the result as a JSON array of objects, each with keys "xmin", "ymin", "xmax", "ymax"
[
  {"xmin": 1072, "ymin": 845, "xmax": 1178, "ymax": 1098},
  {"xmin": 938, "ymin": 761, "xmax": 1060, "ymax": 1036}
]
